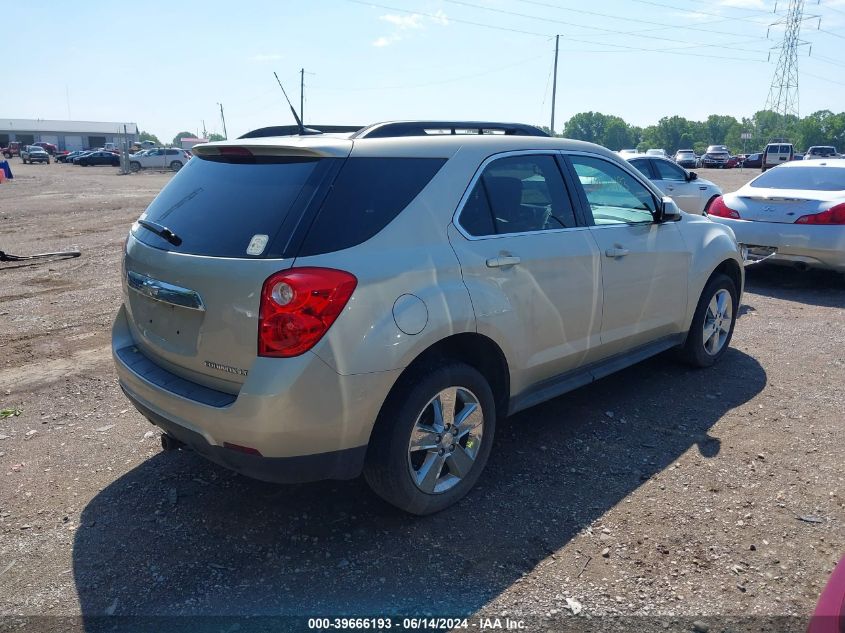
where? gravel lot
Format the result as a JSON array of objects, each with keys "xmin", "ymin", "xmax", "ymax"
[{"xmin": 0, "ymin": 161, "xmax": 843, "ymax": 630}]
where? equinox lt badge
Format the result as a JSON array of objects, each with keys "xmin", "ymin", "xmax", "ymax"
[{"xmin": 204, "ymin": 361, "xmax": 248, "ymax": 377}]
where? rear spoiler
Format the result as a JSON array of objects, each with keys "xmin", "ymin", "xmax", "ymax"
[{"xmin": 239, "ymin": 125, "xmax": 363, "ymax": 139}]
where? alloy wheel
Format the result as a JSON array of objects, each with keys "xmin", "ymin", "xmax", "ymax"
[
  {"xmin": 703, "ymin": 288, "xmax": 732, "ymax": 355},
  {"xmin": 407, "ymin": 386, "xmax": 484, "ymax": 494}
]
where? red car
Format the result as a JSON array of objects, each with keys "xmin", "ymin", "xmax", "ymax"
[
  {"xmin": 725, "ymin": 155, "xmax": 743, "ymax": 168},
  {"xmin": 33, "ymin": 142, "xmax": 58, "ymax": 155},
  {"xmin": 2, "ymin": 141, "xmax": 22, "ymax": 158},
  {"xmin": 808, "ymin": 555, "xmax": 845, "ymax": 633}
]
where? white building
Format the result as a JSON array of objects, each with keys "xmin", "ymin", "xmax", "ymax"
[{"xmin": 0, "ymin": 119, "xmax": 139, "ymax": 151}]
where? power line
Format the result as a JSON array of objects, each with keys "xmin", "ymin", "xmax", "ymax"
[
  {"xmin": 818, "ymin": 27, "xmax": 845, "ymax": 39},
  {"xmin": 820, "ymin": 0, "xmax": 845, "ymax": 16},
  {"xmin": 513, "ymin": 0, "xmax": 766, "ymax": 38},
  {"xmin": 445, "ymin": 0, "xmax": 766, "ymax": 50},
  {"xmin": 803, "ymin": 68, "xmax": 845, "ymax": 87},
  {"xmin": 346, "ymin": 0, "xmax": 770, "ymax": 61},
  {"xmin": 628, "ymin": 0, "xmax": 772, "ymax": 24}
]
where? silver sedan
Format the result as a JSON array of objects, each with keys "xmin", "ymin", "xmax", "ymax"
[{"xmin": 707, "ymin": 159, "xmax": 845, "ymax": 272}]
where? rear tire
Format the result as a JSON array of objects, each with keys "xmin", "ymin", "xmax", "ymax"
[
  {"xmin": 364, "ymin": 362, "xmax": 496, "ymax": 515},
  {"xmin": 170, "ymin": 160, "xmax": 182, "ymax": 172},
  {"xmin": 681, "ymin": 273, "xmax": 738, "ymax": 368}
]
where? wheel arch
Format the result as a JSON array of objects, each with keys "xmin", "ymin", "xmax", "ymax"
[
  {"xmin": 710, "ymin": 257, "xmax": 743, "ymax": 298},
  {"xmin": 377, "ymin": 332, "xmax": 510, "ymax": 426}
]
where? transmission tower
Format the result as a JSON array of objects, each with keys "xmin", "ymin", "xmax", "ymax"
[{"xmin": 764, "ymin": 0, "xmax": 809, "ymax": 122}]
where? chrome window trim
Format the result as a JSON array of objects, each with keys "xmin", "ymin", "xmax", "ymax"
[{"xmin": 452, "ymin": 149, "xmax": 587, "ymax": 241}]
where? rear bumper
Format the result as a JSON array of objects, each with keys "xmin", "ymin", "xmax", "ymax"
[
  {"xmin": 709, "ymin": 217, "xmax": 845, "ymax": 271},
  {"xmin": 112, "ymin": 305, "xmax": 402, "ymax": 483},
  {"xmin": 124, "ymin": 391, "xmax": 367, "ymax": 483}
]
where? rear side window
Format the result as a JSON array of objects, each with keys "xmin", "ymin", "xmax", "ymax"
[
  {"xmin": 458, "ymin": 154, "xmax": 578, "ymax": 237},
  {"xmin": 298, "ymin": 157, "xmax": 446, "ymax": 256},
  {"xmin": 133, "ymin": 156, "xmax": 328, "ymax": 257},
  {"xmin": 628, "ymin": 158, "xmax": 654, "ymax": 178},
  {"xmin": 653, "ymin": 159, "xmax": 687, "ymax": 182}
]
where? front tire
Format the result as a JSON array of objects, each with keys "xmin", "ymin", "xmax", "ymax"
[
  {"xmin": 681, "ymin": 273, "xmax": 738, "ymax": 368},
  {"xmin": 129, "ymin": 161, "xmax": 141, "ymax": 172},
  {"xmin": 364, "ymin": 362, "xmax": 496, "ymax": 515},
  {"xmin": 170, "ymin": 160, "xmax": 183, "ymax": 171}
]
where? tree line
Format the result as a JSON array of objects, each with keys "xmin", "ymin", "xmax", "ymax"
[
  {"xmin": 138, "ymin": 131, "xmax": 225, "ymax": 147},
  {"xmin": 540, "ymin": 109, "xmax": 845, "ymax": 155}
]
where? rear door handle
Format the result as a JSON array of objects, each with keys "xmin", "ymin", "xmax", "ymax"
[
  {"xmin": 605, "ymin": 247, "xmax": 630, "ymax": 258},
  {"xmin": 486, "ymin": 255, "xmax": 521, "ymax": 268}
]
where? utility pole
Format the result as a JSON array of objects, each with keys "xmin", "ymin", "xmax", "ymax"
[
  {"xmin": 217, "ymin": 102, "xmax": 228, "ymax": 140},
  {"xmin": 202, "ymin": 119, "xmax": 207, "ymax": 139},
  {"xmin": 300, "ymin": 68, "xmax": 305, "ymax": 124},
  {"xmin": 764, "ymin": 0, "xmax": 813, "ymax": 136},
  {"xmin": 550, "ymin": 35, "xmax": 560, "ymax": 135}
]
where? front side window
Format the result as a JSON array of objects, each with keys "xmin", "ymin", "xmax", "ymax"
[
  {"xmin": 458, "ymin": 154, "xmax": 577, "ymax": 237},
  {"xmin": 570, "ymin": 155, "xmax": 657, "ymax": 225}
]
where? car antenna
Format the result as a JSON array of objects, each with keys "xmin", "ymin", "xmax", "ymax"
[{"xmin": 273, "ymin": 71, "xmax": 310, "ymax": 135}]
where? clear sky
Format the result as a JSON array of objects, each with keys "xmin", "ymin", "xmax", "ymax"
[{"xmin": 4, "ymin": 0, "xmax": 845, "ymax": 141}]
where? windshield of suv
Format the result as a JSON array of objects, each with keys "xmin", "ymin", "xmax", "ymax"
[
  {"xmin": 132, "ymin": 156, "xmax": 330, "ymax": 258},
  {"xmin": 750, "ymin": 166, "xmax": 845, "ymax": 191},
  {"xmin": 809, "ymin": 147, "xmax": 836, "ymax": 155}
]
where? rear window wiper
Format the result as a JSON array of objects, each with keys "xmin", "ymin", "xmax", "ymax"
[{"xmin": 137, "ymin": 219, "xmax": 182, "ymax": 247}]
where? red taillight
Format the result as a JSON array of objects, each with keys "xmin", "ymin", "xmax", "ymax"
[
  {"xmin": 258, "ymin": 267, "xmax": 357, "ymax": 357},
  {"xmin": 795, "ymin": 203, "xmax": 845, "ymax": 225},
  {"xmin": 708, "ymin": 196, "xmax": 741, "ymax": 219}
]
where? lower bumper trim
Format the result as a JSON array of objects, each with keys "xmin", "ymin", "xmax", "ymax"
[{"xmin": 124, "ymin": 386, "xmax": 368, "ymax": 483}]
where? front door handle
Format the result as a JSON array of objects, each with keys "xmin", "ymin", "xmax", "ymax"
[
  {"xmin": 605, "ymin": 247, "xmax": 630, "ymax": 258},
  {"xmin": 486, "ymin": 255, "xmax": 521, "ymax": 268}
]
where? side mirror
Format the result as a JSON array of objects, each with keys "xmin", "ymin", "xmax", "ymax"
[
  {"xmin": 687, "ymin": 171, "xmax": 698, "ymax": 181},
  {"xmin": 658, "ymin": 196, "xmax": 682, "ymax": 222}
]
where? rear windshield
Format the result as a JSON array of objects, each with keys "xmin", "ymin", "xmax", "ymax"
[
  {"xmin": 750, "ymin": 166, "xmax": 845, "ymax": 191},
  {"xmin": 132, "ymin": 156, "xmax": 329, "ymax": 257},
  {"xmin": 809, "ymin": 147, "xmax": 836, "ymax": 155}
]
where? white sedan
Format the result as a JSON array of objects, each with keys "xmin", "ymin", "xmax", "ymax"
[
  {"xmin": 707, "ymin": 159, "xmax": 845, "ymax": 272},
  {"xmin": 627, "ymin": 155, "xmax": 722, "ymax": 215}
]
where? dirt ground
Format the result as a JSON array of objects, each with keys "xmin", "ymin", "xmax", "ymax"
[{"xmin": 0, "ymin": 161, "xmax": 843, "ymax": 630}]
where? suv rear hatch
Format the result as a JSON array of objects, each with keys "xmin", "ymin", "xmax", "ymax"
[{"xmin": 123, "ymin": 138, "xmax": 350, "ymax": 392}]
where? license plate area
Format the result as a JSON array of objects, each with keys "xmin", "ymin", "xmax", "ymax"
[
  {"xmin": 741, "ymin": 244, "xmax": 778, "ymax": 266},
  {"xmin": 128, "ymin": 292, "xmax": 204, "ymax": 356}
]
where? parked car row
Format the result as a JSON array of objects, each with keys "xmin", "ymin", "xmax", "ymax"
[
  {"xmin": 50, "ymin": 147, "xmax": 193, "ymax": 171},
  {"xmin": 621, "ymin": 143, "xmax": 841, "ymax": 173}
]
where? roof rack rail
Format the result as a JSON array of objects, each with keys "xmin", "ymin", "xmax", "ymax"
[
  {"xmin": 239, "ymin": 124, "xmax": 364, "ymax": 139},
  {"xmin": 352, "ymin": 121, "xmax": 549, "ymax": 139}
]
